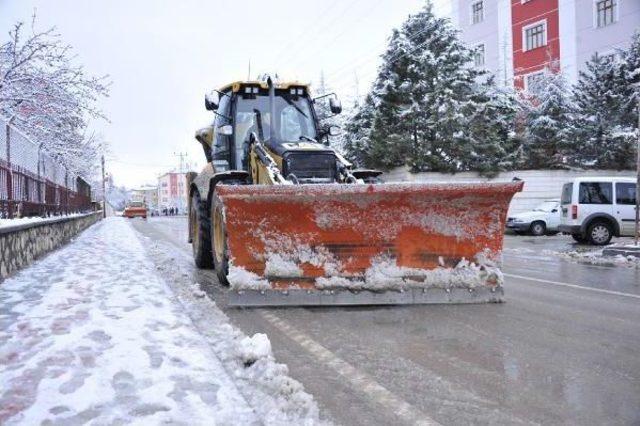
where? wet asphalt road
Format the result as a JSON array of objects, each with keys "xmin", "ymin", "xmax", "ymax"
[{"xmin": 132, "ymin": 217, "xmax": 640, "ymax": 426}]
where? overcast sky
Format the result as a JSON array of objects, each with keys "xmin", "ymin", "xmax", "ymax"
[{"xmin": 0, "ymin": 0, "xmax": 450, "ymax": 188}]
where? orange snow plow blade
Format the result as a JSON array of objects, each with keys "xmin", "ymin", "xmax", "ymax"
[{"xmin": 217, "ymin": 182, "xmax": 523, "ymax": 307}]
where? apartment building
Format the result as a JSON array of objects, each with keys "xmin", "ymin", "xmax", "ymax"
[
  {"xmin": 449, "ymin": 0, "xmax": 639, "ymax": 89},
  {"xmin": 157, "ymin": 172, "xmax": 188, "ymax": 213}
]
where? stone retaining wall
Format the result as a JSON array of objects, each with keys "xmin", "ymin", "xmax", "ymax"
[{"xmin": 0, "ymin": 212, "xmax": 102, "ymax": 279}]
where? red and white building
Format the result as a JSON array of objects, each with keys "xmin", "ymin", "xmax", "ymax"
[
  {"xmin": 157, "ymin": 172, "xmax": 188, "ymax": 213},
  {"xmin": 448, "ymin": 0, "xmax": 639, "ymax": 89}
]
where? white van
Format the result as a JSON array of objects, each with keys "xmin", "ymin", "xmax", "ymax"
[{"xmin": 559, "ymin": 177, "xmax": 637, "ymax": 245}]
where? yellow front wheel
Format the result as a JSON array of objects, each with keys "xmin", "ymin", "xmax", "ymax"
[{"xmin": 211, "ymin": 196, "xmax": 230, "ymax": 286}]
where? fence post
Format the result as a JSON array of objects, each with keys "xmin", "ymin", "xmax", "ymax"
[
  {"xmin": 5, "ymin": 118, "xmax": 13, "ymax": 219},
  {"xmin": 37, "ymin": 143, "xmax": 42, "ymax": 216}
]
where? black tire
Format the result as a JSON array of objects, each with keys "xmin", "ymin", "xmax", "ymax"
[
  {"xmin": 571, "ymin": 234, "xmax": 587, "ymax": 243},
  {"xmin": 587, "ymin": 221, "xmax": 613, "ymax": 246},
  {"xmin": 530, "ymin": 221, "xmax": 546, "ymax": 236},
  {"xmin": 211, "ymin": 195, "xmax": 230, "ymax": 286},
  {"xmin": 191, "ymin": 192, "xmax": 213, "ymax": 268}
]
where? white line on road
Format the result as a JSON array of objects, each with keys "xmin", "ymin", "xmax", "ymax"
[
  {"xmin": 504, "ymin": 273, "xmax": 640, "ymax": 299},
  {"xmin": 259, "ymin": 311, "xmax": 440, "ymax": 426}
]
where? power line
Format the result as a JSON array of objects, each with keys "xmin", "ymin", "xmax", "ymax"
[
  {"xmin": 285, "ymin": 0, "xmax": 385, "ymax": 72},
  {"xmin": 272, "ymin": 0, "xmax": 342, "ymax": 67}
]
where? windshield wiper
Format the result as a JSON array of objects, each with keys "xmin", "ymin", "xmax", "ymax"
[
  {"xmin": 299, "ymin": 135, "xmax": 317, "ymax": 143},
  {"xmin": 283, "ymin": 96, "xmax": 308, "ymax": 118}
]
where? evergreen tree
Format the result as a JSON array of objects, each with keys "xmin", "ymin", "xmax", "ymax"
[
  {"xmin": 314, "ymin": 70, "xmax": 343, "ymax": 151},
  {"xmin": 465, "ymin": 82, "xmax": 522, "ymax": 175},
  {"xmin": 344, "ymin": 2, "xmax": 518, "ymax": 175},
  {"xmin": 571, "ymin": 37, "xmax": 638, "ymax": 169},
  {"xmin": 522, "ymin": 69, "xmax": 575, "ymax": 169},
  {"xmin": 342, "ymin": 94, "xmax": 376, "ymax": 167}
]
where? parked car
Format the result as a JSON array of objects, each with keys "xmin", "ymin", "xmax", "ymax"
[
  {"xmin": 558, "ymin": 177, "xmax": 636, "ymax": 245},
  {"xmin": 123, "ymin": 201, "xmax": 148, "ymax": 219},
  {"xmin": 506, "ymin": 199, "xmax": 561, "ymax": 236}
]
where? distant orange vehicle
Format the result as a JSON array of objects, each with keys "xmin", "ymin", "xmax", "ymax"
[{"xmin": 123, "ymin": 201, "xmax": 147, "ymax": 219}]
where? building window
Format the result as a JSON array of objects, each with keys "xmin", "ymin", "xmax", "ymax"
[
  {"xmin": 474, "ymin": 44, "xmax": 485, "ymax": 67},
  {"xmin": 471, "ymin": 1, "xmax": 483, "ymax": 24},
  {"xmin": 523, "ymin": 20, "xmax": 547, "ymax": 51},
  {"xmin": 595, "ymin": 0, "xmax": 617, "ymax": 28},
  {"xmin": 524, "ymin": 71, "xmax": 545, "ymax": 92}
]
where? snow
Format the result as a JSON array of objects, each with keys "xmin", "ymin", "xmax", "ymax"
[
  {"xmin": 230, "ymin": 251, "xmax": 502, "ymax": 291},
  {"xmin": 0, "ymin": 212, "xmax": 89, "ymax": 229},
  {"xmin": 316, "ymin": 254, "xmax": 502, "ymax": 290},
  {"xmin": 0, "ymin": 218, "xmax": 324, "ymax": 425},
  {"xmin": 555, "ymin": 249, "xmax": 640, "ymax": 268},
  {"xmin": 238, "ymin": 334, "xmax": 272, "ymax": 366},
  {"xmin": 228, "ymin": 264, "xmax": 270, "ymax": 290}
]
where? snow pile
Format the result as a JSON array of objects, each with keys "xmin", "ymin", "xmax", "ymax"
[
  {"xmin": 557, "ymin": 249, "xmax": 640, "ymax": 268},
  {"xmin": 316, "ymin": 254, "xmax": 502, "ymax": 290},
  {"xmin": 229, "ymin": 250, "xmax": 503, "ymax": 291},
  {"xmin": 238, "ymin": 333, "xmax": 272, "ymax": 366},
  {"xmin": 142, "ymin": 232, "xmax": 327, "ymax": 425},
  {"xmin": 228, "ymin": 264, "xmax": 270, "ymax": 290}
]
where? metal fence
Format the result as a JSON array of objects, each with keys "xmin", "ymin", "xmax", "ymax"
[{"xmin": 0, "ymin": 117, "xmax": 92, "ymax": 218}]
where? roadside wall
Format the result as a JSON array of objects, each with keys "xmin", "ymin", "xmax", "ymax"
[
  {"xmin": 382, "ymin": 168, "xmax": 635, "ymax": 215},
  {"xmin": 0, "ymin": 212, "xmax": 102, "ymax": 279}
]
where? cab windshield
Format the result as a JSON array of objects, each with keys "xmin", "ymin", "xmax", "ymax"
[{"xmin": 234, "ymin": 93, "xmax": 317, "ymax": 148}]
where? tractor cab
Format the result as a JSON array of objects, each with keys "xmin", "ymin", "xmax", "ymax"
[{"xmin": 199, "ymin": 80, "xmax": 342, "ymax": 179}]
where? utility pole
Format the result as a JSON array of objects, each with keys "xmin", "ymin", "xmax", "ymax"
[
  {"xmin": 101, "ymin": 155, "xmax": 106, "ymax": 219},
  {"xmin": 174, "ymin": 152, "xmax": 188, "ymax": 173}
]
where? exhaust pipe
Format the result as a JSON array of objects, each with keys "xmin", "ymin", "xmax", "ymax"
[{"xmin": 267, "ymin": 76, "xmax": 276, "ymax": 149}]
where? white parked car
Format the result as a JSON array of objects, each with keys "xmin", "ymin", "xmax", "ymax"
[
  {"xmin": 506, "ymin": 199, "xmax": 561, "ymax": 236},
  {"xmin": 558, "ymin": 177, "xmax": 637, "ymax": 245}
]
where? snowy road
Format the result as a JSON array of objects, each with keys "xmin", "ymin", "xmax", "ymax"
[{"xmin": 132, "ymin": 217, "xmax": 640, "ymax": 426}]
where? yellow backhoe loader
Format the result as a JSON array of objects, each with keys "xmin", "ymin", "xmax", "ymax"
[{"xmin": 188, "ymin": 76, "xmax": 522, "ymax": 307}]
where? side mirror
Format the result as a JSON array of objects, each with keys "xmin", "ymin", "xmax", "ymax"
[
  {"xmin": 205, "ymin": 91, "xmax": 220, "ymax": 111},
  {"xmin": 329, "ymin": 125, "xmax": 342, "ymax": 137},
  {"xmin": 329, "ymin": 97, "xmax": 342, "ymax": 114},
  {"xmin": 218, "ymin": 124, "xmax": 233, "ymax": 136},
  {"xmin": 551, "ymin": 208, "xmax": 558, "ymax": 213}
]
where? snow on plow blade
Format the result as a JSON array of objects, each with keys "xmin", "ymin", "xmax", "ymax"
[{"xmin": 217, "ymin": 182, "xmax": 524, "ymax": 307}]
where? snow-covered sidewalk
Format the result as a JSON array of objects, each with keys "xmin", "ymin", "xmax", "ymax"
[{"xmin": 0, "ymin": 218, "xmax": 321, "ymax": 425}]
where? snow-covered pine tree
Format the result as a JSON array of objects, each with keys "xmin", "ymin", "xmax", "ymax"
[
  {"xmin": 620, "ymin": 31, "xmax": 640, "ymax": 127},
  {"xmin": 365, "ymin": 28, "xmax": 413, "ymax": 170},
  {"xmin": 342, "ymin": 94, "xmax": 376, "ymax": 166},
  {"xmin": 521, "ymin": 68, "xmax": 575, "ymax": 169},
  {"xmin": 465, "ymin": 81, "xmax": 522, "ymax": 175},
  {"xmin": 313, "ymin": 70, "xmax": 344, "ymax": 152},
  {"xmin": 571, "ymin": 45, "xmax": 636, "ymax": 169},
  {"xmin": 347, "ymin": 2, "xmax": 517, "ymax": 174}
]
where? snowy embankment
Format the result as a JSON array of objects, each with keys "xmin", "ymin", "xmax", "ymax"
[
  {"xmin": 0, "ymin": 212, "xmax": 89, "ymax": 229},
  {"xmin": 0, "ymin": 218, "xmax": 323, "ymax": 425}
]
